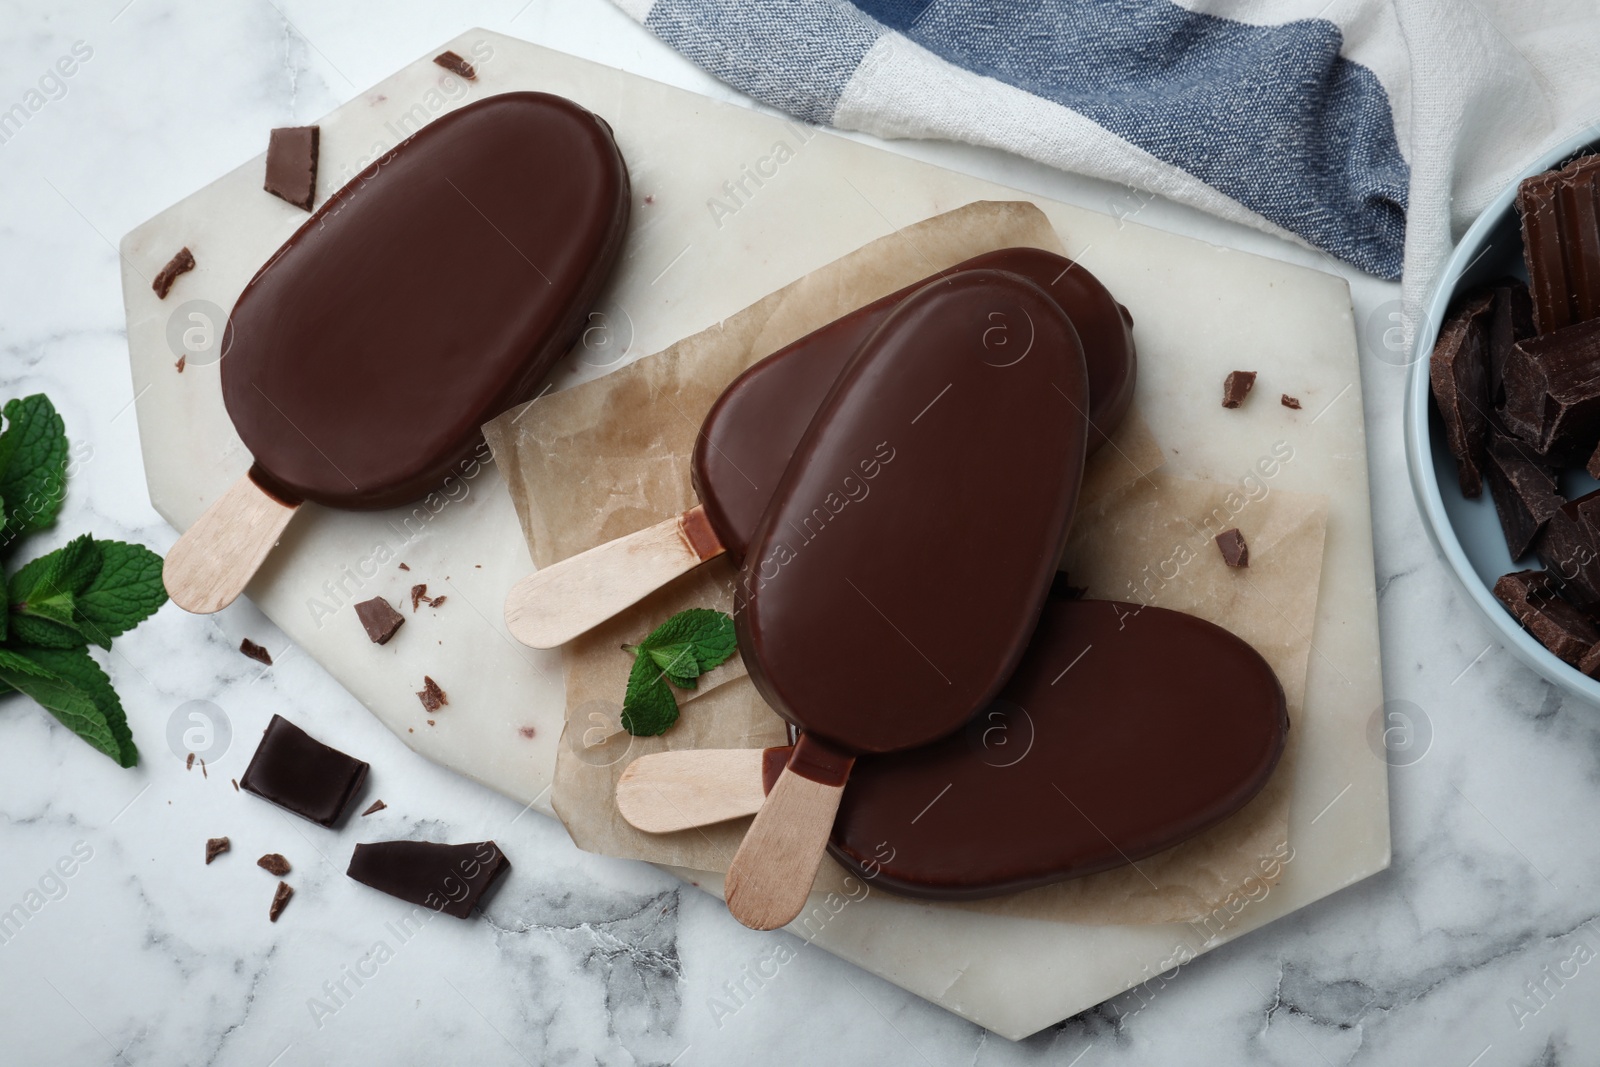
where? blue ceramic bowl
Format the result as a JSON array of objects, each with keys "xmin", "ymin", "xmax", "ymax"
[{"xmin": 1405, "ymin": 128, "xmax": 1600, "ymax": 701}]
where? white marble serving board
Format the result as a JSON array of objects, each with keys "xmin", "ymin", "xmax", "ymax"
[{"xmin": 120, "ymin": 29, "xmax": 1388, "ymax": 1039}]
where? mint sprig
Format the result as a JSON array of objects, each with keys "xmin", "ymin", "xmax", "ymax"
[
  {"xmin": 620, "ymin": 608, "xmax": 736, "ymax": 736},
  {"xmin": 0, "ymin": 395, "xmax": 167, "ymax": 767}
]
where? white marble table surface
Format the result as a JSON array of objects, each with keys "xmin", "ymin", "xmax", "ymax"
[{"xmin": 2, "ymin": 1, "xmax": 1597, "ymax": 1063}]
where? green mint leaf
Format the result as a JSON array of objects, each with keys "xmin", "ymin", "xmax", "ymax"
[
  {"xmin": 8, "ymin": 534, "xmax": 103, "ymax": 645},
  {"xmin": 0, "ymin": 552, "xmax": 7, "ymax": 643},
  {"xmin": 646, "ymin": 644, "xmax": 702, "ymax": 689},
  {"xmin": 620, "ymin": 654, "xmax": 679, "ymax": 736},
  {"xmin": 8, "ymin": 613, "xmax": 88, "ymax": 649},
  {"xmin": 0, "ymin": 646, "xmax": 137, "ymax": 767},
  {"xmin": 634, "ymin": 608, "xmax": 736, "ymax": 676},
  {"xmin": 74, "ymin": 539, "xmax": 166, "ymax": 647},
  {"xmin": 0, "ymin": 395, "xmax": 69, "ymax": 546}
]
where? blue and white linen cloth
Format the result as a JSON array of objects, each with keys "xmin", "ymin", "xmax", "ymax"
[{"xmin": 612, "ymin": 0, "xmax": 1600, "ymax": 313}]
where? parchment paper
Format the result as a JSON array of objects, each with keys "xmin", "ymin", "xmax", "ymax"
[{"xmin": 484, "ymin": 201, "xmax": 1323, "ymax": 924}]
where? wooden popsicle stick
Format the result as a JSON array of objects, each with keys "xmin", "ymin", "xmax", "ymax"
[
  {"xmin": 724, "ymin": 764, "xmax": 849, "ymax": 930},
  {"xmin": 163, "ymin": 473, "xmax": 299, "ymax": 614},
  {"xmin": 616, "ymin": 749, "xmax": 773, "ymax": 833},
  {"xmin": 503, "ymin": 504, "xmax": 725, "ymax": 649}
]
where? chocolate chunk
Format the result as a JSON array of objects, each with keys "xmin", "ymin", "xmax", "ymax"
[
  {"xmin": 1519, "ymin": 154, "xmax": 1600, "ymax": 335},
  {"xmin": 1494, "ymin": 569, "xmax": 1600, "ymax": 664},
  {"xmin": 239, "ymin": 638, "xmax": 273, "ymax": 666},
  {"xmin": 1429, "ymin": 292, "xmax": 1495, "ymax": 495},
  {"xmin": 1533, "ymin": 490, "xmax": 1600, "ymax": 610},
  {"xmin": 257, "ymin": 853, "xmax": 291, "ymax": 876},
  {"xmin": 346, "ymin": 840, "xmax": 510, "ymax": 919},
  {"xmin": 269, "ymin": 881, "xmax": 294, "ymax": 923},
  {"xmin": 1215, "ymin": 528, "xmax": 1249, "ymax": 567},
  {"xmin": 1486, "ymin": 279, "xmax": 1536, "ymax": 404},
  {"xmin": 1482, "ymin": 431, "xmax": 1562, "ymax": 558},
  {"xmin": 1221, "ymin": 370, "xmax": 1257, "ymax": 408},
  {"xmin": 239, "ymin": 714, "xmax": 369, "ymax": 827},
  {"xmin": 1581, "ymin": 642, "xmax": 1600, "ymax": 677},
  {"xmin": 152, "ymin": 247, "xmax": 195, "ymax": 299},
  {"xmin": 205, "ymin": 837, "xmax": 230, "ymax": 864},
  {"xmin": 354, "ymin": 596, "xmax": 405, "ymax": 644},
  {"xmin": 1503, "ymin": 317, "xmax": 1600, "ymax": 464},
  {"xmin": 410, "ymin": 584, "xmax": 429, "ymax": 611},
  {"xmin": 264, "ymin": 126, "xmax": 320, "ymax": 211},
  {"xmin": 432, "ymin": 50, "xmax": 477, "ymax": 80},
  {"xmin": 361, "ymin": 799, "xmax": 387, "ymax": 817},
  {"xmin": 1281, "ymin": 394, "xmax": 1301, "ymax": 410},
  {"xmin": 416, "ymin": 676, "xmax": 447, "ymax": 713}
]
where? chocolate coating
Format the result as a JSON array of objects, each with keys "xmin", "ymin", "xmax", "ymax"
[
  {"xmin": 694, "ymin": 248, "xmax": 1134, "ymax": 562},
  {"xmin": 737, "ymin": 270, "xmax": 1089, "ymax": 755},
  {"xmin": 825, "ymin": 599, "xmax": 1288, "ymax": 900},
  {"xmin": 222, "ymin": 93, "xmax": 629, "ymax": 509}
]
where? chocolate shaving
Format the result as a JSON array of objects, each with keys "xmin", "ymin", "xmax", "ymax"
[
  {"xmin": 354, "ymin": 596, "xmax": 406, "ymax": 645},
  {"xmin": 518, "ymin": 726, "xmax": 537, "ymax": 739},
  {"xmin": 427, "ymin": 595, "xmax": 446, "ymax": 609},
  {"xmin": 232, "ymin": 778, "xmax": 239, "ymax": 792},
  {"xmin": 257, "ymin": 853, "xmax": 291, "ymax": 877},
  {"xmin": 410, "ymin": 584, "xmax": 429, "ymax": 611},
  {"xmin": 205, "ymin": 837, "xmax": 230, "ymax": 864},
  {"xmin": 176, "ymin": 355, "xmax": 186, "ymax": 373},
  {"xmin": 361, "ymin": 799, "xmax": 387, "ymax": 816},
  {"xmin": 239, "ymin": 638, "xmax": 273, "ymax": 666},
  {"xmin": 1281, "ymin": 394, "xmax": 1301, "ymax": 410},
  {"xmin": 186, "ymin": 752, "xmax": 195, "ymax": 771},
  {"xmin": 269, "ymin": 881, "xmax": 294, "ymax": 923},
  {"xmin": 432, "ymin": 50, "xmax": 477, "ymax": 80},
  {"xmin": 200, "ymin": 758, "xmax": 207, "ymax": 779},
  {"xmin": 1494, "ymin": 569, "xmax": 1600, "ymax": 665},
  {"xmin": 264, "ymin": 125, "xmax": 320, "ymax": 211},
  {"xmin": 152, "ymin": 247, "xmax": 195, "ymax": 299},
  {"xmin": 1215, "ymin": 528, "xmax": 1250, "ymax": 567},
  {"xmin": 417, "ymin": 676, "xmax": 447, "ymax": 713},
  {"xmin": 1221, "ymin": 370, "xmax": 1257, "ymax": 409}
]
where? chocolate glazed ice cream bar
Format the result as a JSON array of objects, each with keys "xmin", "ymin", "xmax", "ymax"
[
  {"xmin": 163, "ymin": 92, "xmax": 629, "ymax": 614},
  {"xmin": 617, "ymin": 599, "xmax": 1288, "ymax": 901},
  {"xmin": 503, "ymin": 247, "xmax": 1135, "ymax": 648},
  {"xmin": 721, "ymin": 269, "xmax": 1090, "ymax": 929}
]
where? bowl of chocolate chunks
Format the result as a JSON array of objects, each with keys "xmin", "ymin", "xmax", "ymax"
[{"xmin": 1407, "ymin": 127, "xmax": 1600, "ymax": 698}]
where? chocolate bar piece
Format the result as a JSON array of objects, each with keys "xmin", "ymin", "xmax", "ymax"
[
  {"xmin": 1533, "ymin": 489, "xmax": 1600, "ymax": 610},
  {"xmin": 1215, "ymin": 528, "xmax": 1249, "ymax": 567},
  {"xmin": 433, "ymin": 50, "xmax": 477, "ymax": 80},
  {"xmin": 354, "ymin": 596, "xmax": 404, "ymax": 644},
  {"xmin": 346, "ymin": 840, "xmax": 510, "ymax": 919},
  {"xmin": 152, "ymin": 247, "xmax": 195, "ymax": 299},
  {"xmin": 1429, "ymin": 292, "xmax": 1494, "ymax": 495},
  {"xmin": 1494, "ymin": 569, "xmax": 1600, "ymax": 665},
  {"xmin": 1221, "ymin": 370, "xmax": 1257, "ymax": 408},
  {"xmin": 239, "ymin": 714, "xmax": 369, "ymax": 827},
  {"xmin": 264, "ymin": 126, "xmax": 320, "ymax": 211},
  {"xmin": 1519, "ymin": 154, "xmax": 1600, "ymax": 335},
  {"xmin": 1502, "ymin": 317, "xmax": 1600, "ymax": 464},
  {"xmin": 1487, "ymin": 279, "xmax": 1536, "ymax": 404},
  {"xmin": 1482, "ymin": 431, "xmax": 1562, "ymax": 559}
]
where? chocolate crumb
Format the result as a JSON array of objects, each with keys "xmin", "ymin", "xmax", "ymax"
[
  {"xmin": 152, "ymin": 247, "xmax": 195, "ymax": 299},
  {"xmin": 399, "ymin": 562, "xmax": 410, "ymax": 571},
  {"xmin": 240, "ymin": 638, "xmax": 273, "ymax": 666},
  {"xmin": 644, "ymin": 194, "xmax": 656, "ymax": 205},
  {"xmin": 427, "ymin": 719, "xmax": 436, "ymax": 727},
  {"xmin": 428, "ymin": 596, "xmax": 446, "ymax": 609},
  {"xmin": 205, "ymin": 837, "xmax": 230, "ymax": 864},
  {"xmin": 200, "ymin": 758, "xmax": 208, "ymax": 779},
  {"xmin": 1215, "ymin": 528, "xmax": 1250, "ymax": 567},
  {"xmin": 433, "ymin": 50, "xmax": 477, "ymax": 80},
  {"xmin": 1221, "ymin": 370, "xmax": 1257, "ymax": 408},
  {"xmin": 354, "ymin": 596, "xmax": 405, "ymax": 645},
  {"xmin": 1281, "ymin": 394, "xmax": 1302, "ymax": 409},
  {"xmin": 417, "ymin": 676, "xmax": 447, "ymax": 713},
  {"xmin": 176, "ymin": 355, "xmax": 186, "ymax": 373},
  {"xmin": 362, "ymin": 799, "xmax": 387, "ymax": 817},
  {"xmin": 257, "ymin": 853, "xmax": 291, "ymax": 877},
  {"xmin": 269, "ymin": 881, "xmax": 294, "ymax": 923},
  {"xmin": 518, "ymin": 726, "xmax": 537, "ymax": 739},
  {"xmin": 264, "ymin": 125, "xmax": 320, "ymax": 211},
  {"xmin": 186, "ymin": 752, "xmax": 195, "ymax": 770},
  {"xmin": 232, "ymin": 778, "xmax": 239, "ymax": 792},
  {"xmin": 410, "ymin": 584, "xmax": 429, "ymax": 611}
]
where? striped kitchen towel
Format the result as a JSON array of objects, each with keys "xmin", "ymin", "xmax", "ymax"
[{"xmin": 612, "ymin": 0, "xmax": 1600, "ymax": 314}]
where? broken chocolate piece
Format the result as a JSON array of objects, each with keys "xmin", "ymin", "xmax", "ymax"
[
  {"xmin": 1533, "ymin": 490, "xmax": 1600, "ymax": 610},
  {"xmin": 152, "ymin": 247, "xmax": 195, "ymax": 299},
  {"xmin": 257, "ymin": 853, "xmax": 291, "ymax": 877},
  {"xmin": 1502, "ymin": 317, "xmax": 1600, "ymax": 464},
  {"xmin": 1494, "ymin": 569, "xmax": 1600, "ymax": 665},
  {"xmin": 427, "ymin": 595, "xmax": 446, "ymax": 609},
  {"xmin": 398, "ymin": 562, "xmax": 410, "ymax": 571},
  {"xmin": 1487, "ymin": 278, "xmax": 1536, "ymax": 404},
  {"xmin": 410, "ymin": 584, "xmax": 429, "ymax": 611},
  {"xmin": 1221, "ymin": 370, "xmax": 1257, "ymax": 408},
  {"xmin": 186, "ymin": 751, "xmax": 195, "ymax": 770},
  {"xmin": 1429, "ymin": 292, "xmax": 1495, "ymax": 495},
  {"xmin": 1518, "ymin": 154, "xmax": 1600, "ymax": 335},
  {"xmin": 239, "ymin": 714, "xmax": 369, "ymax": 827},
  {"xmin": 432, "ymin": 50, "xmax": 477, "ymax": 80},
  {"xmin": 205, "ymin": 837, "xmax": 230, "ymax": 864},
  {"xmin": 1581, "ymin": 642, "xmax": 1600, "ymax": 677},
  {"xmin": 346, "ymin": 840, "xmax": 510, "ymax": 919},
  {"xmin": 416, "ymin": 676, "xmax": 447, "ymax": 713},
  {"xmin": 176, "ymin": 355, "xmax": 187, "ymax": 373},
  {"xmin": 354, "ymin": 596, "xmax": 405, "ymax": 645},
  {"xmin": 1482, "ymin": 431, "xmax": 1562, "ymax": 559},
  {"xmin": 361, "ymin": 799, "xmax": 387, "ymax": 816},
  {"xmin": 1215, "ymin": 528, "xmax": 1249, "ymax": 567},
  {"xmin": 1281, "ymin": 394, "xmax": 1301, "ymax": 410},
  {"xmin": 239, "ymin": 638, "xmax": 273, "ymax": 666},
  {"xmin": 264, "ymin": 125, "xmax": 320, "ymax": 211},
  {"xmin": 269, "ymin": 881, "xmax": 294, "ymax": 922}
]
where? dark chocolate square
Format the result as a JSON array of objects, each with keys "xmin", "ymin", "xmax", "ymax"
[
  {"xmin": 239, "ymin": 714, "xmax": 368, "ymax": 827},
  {"xmin": 346, "ymin": 840, "xmax": 510, "ymax": 919},
  {"xmin": 264, "ymin": 125, "xmax": 320, "ymax": 211}
]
